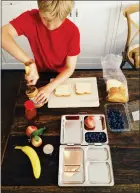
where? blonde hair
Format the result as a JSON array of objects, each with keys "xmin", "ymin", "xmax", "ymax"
[{"xmin": 37, "ymin": 0, "xmax": 74, "ymax": 21}]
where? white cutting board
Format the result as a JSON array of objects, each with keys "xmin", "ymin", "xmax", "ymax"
[{"xmin": 48, "ymin": 77, "xmax": 99, "ymax": 108}]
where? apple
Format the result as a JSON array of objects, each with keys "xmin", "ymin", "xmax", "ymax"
[
  {"xmin": 26, "ymin": 126, "xmax": 38, "ymax": 137},
  {"xmin": 84, "ymin": 116, "xmax": 96, "ymax": 129},
  {"xmin": 31, "ymin": 136, "xmax": 42, "ymax": 147}
]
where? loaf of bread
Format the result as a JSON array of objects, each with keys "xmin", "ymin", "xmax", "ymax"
[
  {"xmin": 75, "ymin": 82, "xmax": 92, "ymax": 95},
  {"xmin": 54, "ymin": 84, "xmax": 72, "ymax": 97},
  {"xmin": 106, "ymin": 79, "xmax": 128, "ymax": 102}
]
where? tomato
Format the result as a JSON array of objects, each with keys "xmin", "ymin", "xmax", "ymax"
[
  {"xmin": 31, "ymin": 136, "xmax": 42, "ymax": 147},
  {"xmin": 84, "ymin": 116, "xmax": 96, "ymax": 129},
  {"xmin": 26, "ymin": 126, "xmax": 38, "ymax": 137}
]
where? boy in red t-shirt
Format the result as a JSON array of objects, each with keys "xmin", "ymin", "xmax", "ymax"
[{"xmin": 2, "ymin": 0, "xmax": 80, "ymax": 105}]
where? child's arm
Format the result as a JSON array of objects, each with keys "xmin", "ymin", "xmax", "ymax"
[
  {"xmin": 2, "ymin": 24, "xmax": 39, "ymax": 85},
  {"xmin": 35, "ymin": 55, "xmax": 77, "ymax": 104},
  {"xmin": 47, "ymin": 55, "xmax": 77, "ymax": 92},
  {"xmin": 2, "ymin": 24, "xmax": 30, "ymax": 63}
]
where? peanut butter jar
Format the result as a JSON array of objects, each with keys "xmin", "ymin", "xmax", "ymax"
[{"xmin": 25, "ymin": 86, "xmax": 44, "ymax": 108}]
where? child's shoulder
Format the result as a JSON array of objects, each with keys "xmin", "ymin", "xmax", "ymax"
[
  {"xmin": 65, "ymin": 18, "xmax": 79, "ymax": 32},
  {"xmin": 25, "ymin": 9, "xmax": 40, "ymax": 22},
  {"xmin": 29, "ymin": 9, "xmax": 39, "ymax": 16}
]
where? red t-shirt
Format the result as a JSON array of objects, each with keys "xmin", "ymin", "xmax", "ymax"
[{"xmin": 10, "ymin": 9, "xmax": 80, "ymax": 72}]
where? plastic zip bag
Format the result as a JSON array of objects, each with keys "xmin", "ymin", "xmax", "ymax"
[{"xmin": 101, "ymin": 54, "xmax": 129, "ymax": 103}]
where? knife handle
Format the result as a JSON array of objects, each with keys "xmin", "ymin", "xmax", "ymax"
[{"xmin": 25, "ymin": 66, "xmax": 30, "ymax": 75}]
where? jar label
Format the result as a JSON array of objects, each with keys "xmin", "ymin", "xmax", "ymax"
[{"xmin": 29, "ymin": 97, "xmax": 38, "ymax": 105}]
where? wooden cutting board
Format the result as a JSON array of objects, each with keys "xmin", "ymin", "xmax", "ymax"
[{"xmin": 48, "ymin": 77, "xmax": 100, "ymax": 108}]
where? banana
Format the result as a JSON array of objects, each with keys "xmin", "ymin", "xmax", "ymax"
[{"xmin": 15, "ymin": 146, "xmax": 41, "ymax": 179}]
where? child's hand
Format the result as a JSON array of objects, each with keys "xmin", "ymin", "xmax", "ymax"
[
  {"xmin": 35, "ymin": 86, "xmax": 52, "ymax": 104},
  {"xmin": 25, "ymin": 63, "xmax": 39, "ymax": 85}
]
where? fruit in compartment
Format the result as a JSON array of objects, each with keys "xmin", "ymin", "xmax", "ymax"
[
  {"xmin": 84, "ymin": 116, "xmax": 96, "ymax": 130},
  {"xmin": 85, "ymin": 132, "xmax": 107, "ymax": 143}
]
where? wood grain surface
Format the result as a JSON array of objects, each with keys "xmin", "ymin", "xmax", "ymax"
[{"xmin": 1, "ymin": 70, "xmax": 140, "ymax": 193}]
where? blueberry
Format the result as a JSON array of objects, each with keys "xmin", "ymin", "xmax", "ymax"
[
  {"xmin": 107, "ymin": 108, "xmax": 125, "ymax": 131},
  {"xmin": 85, "ymin": 132, "xmax": 107, "ymax": 143}
]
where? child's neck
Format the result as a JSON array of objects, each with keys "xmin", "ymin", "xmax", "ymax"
[{"xmin": 47, "ymin": 20, "xmax": 64, "ymax": 30}]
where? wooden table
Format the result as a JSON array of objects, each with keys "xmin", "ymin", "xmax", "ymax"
[{"xmin": 1, "ymin": 70, "xmax": 140, "ymax": 193}]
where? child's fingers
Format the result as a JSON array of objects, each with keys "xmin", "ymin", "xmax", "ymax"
[
  {"xmin": 31, "ymin": 79, "xmax": 38, "ymax": 85},
  {"xmin": 35, "ymin": 93, "xmax": 44, "ymax": 103},
  {"xmin": 38, "ymin": 96, "xmax": 47, "ymax": 104},
  {"xmin": 25, "ymin": 74, "xmax": 34, "ymax": 82},
  {"xmin": 43, "ymin": 98, "xmax": 48, "ymax": 104}
]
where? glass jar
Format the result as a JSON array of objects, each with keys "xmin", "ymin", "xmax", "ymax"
[
  {"xmin": 25, "ymin": 86, "xmax": 44, "ymax": 108},
  {"xmin": 24, "ymin": 100, "xmax": 37, "ymax": 120}
]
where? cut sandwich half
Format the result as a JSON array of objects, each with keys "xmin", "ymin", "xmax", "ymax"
[
  {"xmin": 75, "ymin": 82, "xmax": 92, "ymax": 95},
  {"xmin": 54, "ymin": 84, "xmax": 72, "ymax": 97}
]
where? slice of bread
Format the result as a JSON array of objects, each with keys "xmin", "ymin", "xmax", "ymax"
[
  {"xmin": 54, "ymin": 84, "xmax": 71, "ymax": 97},
  {"xmin": 106, "ymin": 79, "xmax": 123, "ymax": 91},
  {"xmin": 75, "ymin": 82, "xmax": 92, "ymax": 95}
]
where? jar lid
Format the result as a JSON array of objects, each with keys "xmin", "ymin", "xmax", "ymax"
[
  {"xmin": 26, "ymin": 86, "xmax": 36, "ymax": 95},
  {"xmin": 25, "ymin": 86, "xmax": 38, "ymax": 98},
  {"xmin": 43, "ymin": 144, "xmax": 54, "ymax": 154},
  {"xmin": 24, "ymin": 100, "xmax": 35, "ymax": 110}
]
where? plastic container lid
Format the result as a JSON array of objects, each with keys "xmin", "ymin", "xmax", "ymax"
[
  {"xmin": 43, "ymin": 144, "xmax": 54, "ymax": 154},
  {"xmin": 24, "ymin": 100, "xmax": 35, "ymax": 110},
  {"xmin": 126, "ymin": 100, "xmax": 140, "ymax": 130}
]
